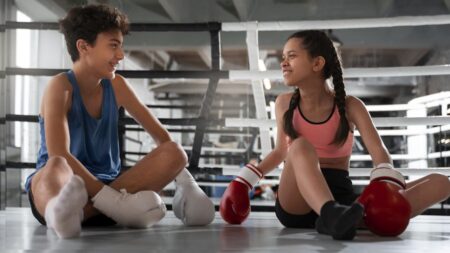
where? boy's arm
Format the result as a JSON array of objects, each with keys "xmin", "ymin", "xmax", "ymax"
[
  {"xmin": 42, "ymin": 74, "xmax": 104, "ymax": 196},
  {"xmin": 112, "ymin": 74, "xmax": 171, "ymax": 146}
]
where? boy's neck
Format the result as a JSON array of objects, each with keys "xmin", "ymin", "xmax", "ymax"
[{"xmin": 72, "ymin": 62, "xmax": 102, "ymax": 95}]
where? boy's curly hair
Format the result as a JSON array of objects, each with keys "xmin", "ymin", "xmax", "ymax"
[{"xmin": 59, "ymin": 4, "xmax": 129, "ymax": 62}]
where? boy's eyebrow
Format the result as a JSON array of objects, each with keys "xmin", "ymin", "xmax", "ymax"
[{"xmin": 110, "ymin": 38, "xmax": 122, "ymax": 44}]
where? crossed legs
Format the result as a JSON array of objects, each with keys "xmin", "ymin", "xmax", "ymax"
[{"xmin": 30, "ymin": 141, "xmax": 187, "ymax": 234}]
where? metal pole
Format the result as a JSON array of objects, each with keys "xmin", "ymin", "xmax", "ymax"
[{"xmin": 188, "ymin": 23, "xmax": 221, "ymax": 172}]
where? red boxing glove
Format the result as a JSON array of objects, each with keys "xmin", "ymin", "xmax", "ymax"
[
  {"xmin": 358, "ymin": 180, "xmax": 411, "ymax": 236},
  {"xmin": 219, "ymin": 164, "xmax": 263, "ymax": 224}
]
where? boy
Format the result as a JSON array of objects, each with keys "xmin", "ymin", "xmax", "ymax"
[{"xmin": 26, "ymin": 4, "xmax": 214, "ymax": 238}]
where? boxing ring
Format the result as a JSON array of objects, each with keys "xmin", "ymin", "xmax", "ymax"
[
  {"xmin": 1, "ymin": 3, "xmax": 450, "ymax": 251},
  {"xmin": 0, "ymin": 208, "xmax": 449, "ymax": 252}
]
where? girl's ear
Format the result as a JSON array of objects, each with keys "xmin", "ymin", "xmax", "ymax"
[{"xmin": 312, "ymin": 56, "xmax": 326, "ymax": 72}]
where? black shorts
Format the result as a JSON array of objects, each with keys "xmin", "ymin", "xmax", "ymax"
[
  {"xmin": 275, "ymin": 168, "xmax": 358, "ymax": 229},
  {"xmin": 28, "ymin": 181, "xmax": 116, "ymax": 227}
]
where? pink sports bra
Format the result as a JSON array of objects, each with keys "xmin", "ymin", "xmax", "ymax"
[{"xmin": 292, "ymin": 104, "xmax": 353, "ymax": 158}]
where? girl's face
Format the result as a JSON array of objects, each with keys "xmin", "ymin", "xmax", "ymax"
[
  {"xmin": 281, "ymin": 38, "xmax": 322, "ymax": 87},
  {"xmin": 82, "ymin": 29, "xmax": 125, "ymax": 80}
]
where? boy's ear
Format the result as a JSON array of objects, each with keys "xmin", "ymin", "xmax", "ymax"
[
  {"xmin": 312, "ymin": 56, "xmax": 326, "ymax": 72},
  {"xmin": 76, "ymin": 39, "xmax": 89, "ymax": 54}
]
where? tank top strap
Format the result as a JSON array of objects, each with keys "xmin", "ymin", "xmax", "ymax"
[
  {"xmin": 99, "ymin": 78, "xmax": 115, "ymax": 112},
  {"xmin": 66, "ymin": 70, "xmax": 82, "ymax": 102}
]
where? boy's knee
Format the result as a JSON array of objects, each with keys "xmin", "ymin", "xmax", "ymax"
[
  {"xmin": 163, "ymin": 141, "xmax": 188, "ymax": 167},
  {"xmin": 47, "ymin": 156, "xmax": 67, "ymax": 165},
  {"xmin": 44, "ymin": 156, "xmax": 72, "ymax": 175}
]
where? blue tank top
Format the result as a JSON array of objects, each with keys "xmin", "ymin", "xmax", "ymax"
[{"xmin": 25, "ymin": 70, "xmax": 121, "ymax": 191}]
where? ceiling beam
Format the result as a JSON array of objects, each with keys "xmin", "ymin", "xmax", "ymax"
[
  {"xmin": 15, "ymin": 0, "xmax": 65, "ymax": 21},
  {"xmin": 158, "ymin": 0, "xmax": 236, "ymax": 22},
  {"xmin": 231, "ymin": 0, "xmax": 255, "ymax": 21},
  {"xmin": 158, "ymin": 0, "xmax": 191, "ymax": 22},
  {"xmin": 143, "ymin": 51, "xmax": 170, "ymax": 69},
  {"xmin": 197, "ymin": 46, "xmax": 212, "ymax": 69},
  {"xmin": 375, "ymin": 0, "xmax": 395, "ymax": 16},
  {"xmin": 127, "ymin": 1, "xmax": 172, "ymax": 22},
  {"xmin": 444, "ymin": 0, "xmax": 450, "ymax": 11}
]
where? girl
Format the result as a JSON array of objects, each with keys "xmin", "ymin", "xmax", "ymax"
[{"xmin": 220, "ymin": 30, "xmax": 450, "ymax": 240}]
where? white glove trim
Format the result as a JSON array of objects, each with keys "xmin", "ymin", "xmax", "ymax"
[
  {"xmin": 235, "ymin": 164, "xmax": 263, "ymax": 189},
  {"xmin": 370, "ymin": 163, "xmax": 406, "ymax": 189}
]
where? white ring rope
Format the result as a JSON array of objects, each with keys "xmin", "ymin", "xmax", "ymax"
[
  {"xmin": 194, "ymin": 149, "xmax": 450, "ymax": 161},
  {"xmin": 225, "ymin": 116, "xmax": 450, "ymax": 129},
  {"xmin": 222, "ymin": 15, "xmax": 450, "ymax": 31},
  {"xmin": 351, "ymin": 151, "xmax": 450, "ymax": 161},
  {"xmin": 216, "ymin": 166, "xmax": 450, "ymax": 177},
  {"xmin": 229, "ymin": 65, "xmax": 450, "ymax": 80},
  {"xmin": 354, "ymin": 125, "xmax": 450, "ymax": 136},
  {"xmin": 366, "ymin": 104, "xmax": 425, "ymax": 112}
]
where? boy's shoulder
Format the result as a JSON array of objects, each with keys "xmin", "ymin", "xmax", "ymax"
[
  {"xmin": 45, "ymin": 72, "xmax": 72, "ymax": 95},
  {"xmin": 110, "ymin": 73, "xmax": 130, "ymax": 94},
  {"xmin": 110, "ymin": 73, "xmax": 126, "ymax": 86}
]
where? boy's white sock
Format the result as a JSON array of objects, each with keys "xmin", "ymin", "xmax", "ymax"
[{"xmin": 44, "ymin": 175, "xmax": 88, "ymax": 238}]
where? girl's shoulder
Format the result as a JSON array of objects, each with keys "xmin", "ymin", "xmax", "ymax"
[
  {"xmin": 345, "ymin": 95, "xmax": 366, "ymax": 110},
  {"xmin": 275, "ymin": 92, "xmax": 295, "ymax": 110},
  {"xmin": 345, "ymin": 95, "xmax": 369, "ymax": 122}
]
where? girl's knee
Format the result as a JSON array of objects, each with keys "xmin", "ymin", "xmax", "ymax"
[
  {"xmin": 287, "ymin": 137, "xmax": 316, "ymax": 158},
  {"xmin": 429, "ymin": 173, "xmax": 450, "ymax": 191},
  {"xmin": 428, "ymin": 173, "xmax": 449, "ymax": 183}
]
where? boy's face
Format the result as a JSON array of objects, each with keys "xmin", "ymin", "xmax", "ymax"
[{"xmin": 84, "ymin": 29, "xmax": 124, "ymax": 80}]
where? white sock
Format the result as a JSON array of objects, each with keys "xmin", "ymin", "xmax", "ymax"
[{"xmin": 44, "ymin": 175, "xmax": 88, "ymax": 238}]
